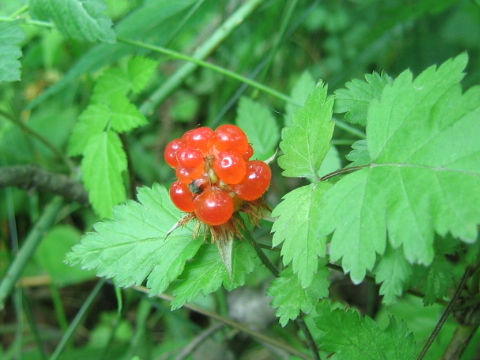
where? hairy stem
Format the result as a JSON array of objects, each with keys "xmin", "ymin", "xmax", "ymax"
[
  {"xmin": 0, "ymin": 197, "xmax": 64, "ymax": 310},
  {"xmin": 245, "ymin": 231, "xmax": 322, "ymax": 360},
  {"xmin": 0, "ymin": 165, "xmax": 89, "ymax": 205},
  {"xmin": 133, "ymin": 286, "xmax": 311, "ymax": 360},
  {"xmin": 174, "ymin": 323, "xmax": 225, "ymax": 360}
]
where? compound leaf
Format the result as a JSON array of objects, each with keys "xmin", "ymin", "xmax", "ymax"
[
  {"xmin": 314, "ymin": 302, "xmax": 416, "ymax": 360},
  {"xmin": 268, "ymin": 266, "xmax": 329, "ymax": 327},
  {"xmin": 105, "ymin": 94, "xmax": 148, "ymax": 133},
  {"xmin": 236, "ymin": 97, "xmax": 279, "ymax": 160},
  {"xmin": 170, "ymin": 241, "xmax": 259, "ymax": 309},
  {"xmin": 334, "ymin": 72, "xmax": 392, "ymax": 126},
  {"xmin": 30, "ymin": 0, "xmax": 116, "ymax": 43},
  {"xmin": 0, "ymin": 22, "xmax": 24, "ymax": 82},
  {"xmin": 272, "ymin": 183, "xmax": 331, "ymax": 287},
  {"xmin": 66, "ymin": 184, "xmax": 201, "ymax": 293},
  {"xmin": 319, "ymin": 54, "xmax": 480, "ymax": 283},
  {"xmin": 278, "ymin": 83, "xmax": 334, "ymax": 179},
  {"xmin": 82, "ymin": 131, "xmax": 127, "ymax": 218}
]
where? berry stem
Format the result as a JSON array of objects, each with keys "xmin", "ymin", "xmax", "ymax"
[{"xmin": 244, "ymin": 230, "xmax": 322, "ymax": 360}]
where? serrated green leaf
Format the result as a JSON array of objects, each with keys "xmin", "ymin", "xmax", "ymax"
[
  {"xmin": 236, "ymin": 97, "xmax": 279, "ymax": 161},
  {"xmin": 0, "ymin": 22, "xmax": 24, "ymax": 82},
  {"xmin": 170, "ymin": 241, "xmax": 259, "ymax": 309},
  {"xmin": 278, "ymin": 83, "xmax": 334, "ymax": 179},
  {"xmin": 374, "ymin": 246, "xmax": 412, "ymax": 304},
  {"xmin": 272, "ymin": 183, "xmax": 331, "ymax": 287},
  {"xmin": 30, "ymin": 0, "xmax": 116, "ymax": 43},
  {"xmin": 128, "ymin": 56, "xmax": 157, "ymax": 93},
  {"xmin": 105, "ymin": 94, "xmax": 148, "ymax": 133},
  {"xmin": 35, "ymin": 225, "xmax": 95, "ymax": 286},
  {"xmin": 92, "ymin": 68, "xmax": 131, "ymax": 101},
  {"xmin": 66, "ymin": 184, "xmax": 202, "ymax": 293},
  {"xmin": 422, "ymin": 257, "xmax": 456, "ymax": 305},
  {"xmin": 82, "ymin": 131, "xmax": 127, "ymax": 218},
  {"xmin": 68, "ymin": 104, "xmax": 109, "ymax": 156},
  {"xmin": 268, "ymin": 266, "xmax": 329, "ymax": 327},
  {"xmin": 346, "ymin": 139, "xmax": 370, "ymax": 166},
  {"xmin": 334, "ymin": 72, "xmax": 392, "ymax": 126},
  {"xmin": 314, "ymin": 302, "xmax": 416, "ymax": 360},
  {"xmin": 319, "ymin": 54, "xmax": 480, "ymax": 283},
  {"xmin": 285, "ymin": 71, "xmax": 316, "ymax": 126}
]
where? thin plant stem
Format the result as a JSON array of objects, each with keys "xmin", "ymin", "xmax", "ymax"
[
  {"xmin": 136, "ymin": 0, "xmax": 266, "ymax": 115},
  {"xmin": 417, "ymin": 267, "xmax": 473, "ymax": 360},
  {"xmin": 119, "ymin": 36, "xmax": 296, "ymax": 110},
  {"xmin": 49, "ymin": 279, "xmax": 106, "ymax": 360},
  {"xmin": 22, "ymin": 289, "xmax": 47, "ymax": 360},
  {"xmin": 0, "ymin": 110, "xmax": 75, "ymax": 173},
  {"xmin": 0, "ymin": 197, "xmax": 64, "ymax": 310},
  {"xmin": 174, "ymin": 323, "xmax": 225, "ymax": 360},
  {"xmin": 9, "ymin": 5, "xmax": 29, "ymax": 18},
  {"xmin": 50, "ymin": 284, "xmax": 69, "ymax": 336},
  {"xmin": 319, "ymin": 165, "xmax": 368, "ymax": 181},
  {"xmin": 244, "ymin": 231, "xmax": 321, "ymax": 360},
  {"xmin": 132, "ymin": 286, "xmax": 311, "ymax": 360}
]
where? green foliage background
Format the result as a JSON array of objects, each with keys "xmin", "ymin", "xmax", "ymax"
[{"xmin": 1, "ymin": 0, "xmax": 480, "ymax": 359}]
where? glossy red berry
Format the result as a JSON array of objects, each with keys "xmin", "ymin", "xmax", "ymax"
[
  {"xmin": 194, "ymin": 188, "xmax": 234, "ymax": 226},
  {"xmin": 170, "ymin": 181, "xmax": 195, "ymax": 212},
  {"xmin": 231, "ymin": 160, "xmax": 271, "ymax": 201},
  {"xmin": 244, "ymin": 143, "xmax": 254, "ymax": 160},
  {"xmin": 213, "ymin": 150, "xmax": 247, "ymax": 184},
  {"xmin": 164, "ymin": 139, "xmax": 185, "ymax": 168},
  {"xmin": 210, "ymin": 124, "xmax": 249, "ymax": 154},
  {"xmin": 176, "ymin": 166, "xmax": 204, "ymax": 184},
  {"xmin": 177, "ymin": 148, "xmax": 205, "ymax": 169},
  {"xmin": 182, "ymin": 127, "xmax": 214, "ymax": 154}
]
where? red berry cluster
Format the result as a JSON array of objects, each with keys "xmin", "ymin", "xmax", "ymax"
[{"xmin": 164, "ymin": 125, "xmax": 271, "ymax": 226}]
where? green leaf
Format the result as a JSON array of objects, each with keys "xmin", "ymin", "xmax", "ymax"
[
  {"xmin": 35, "ymin": 225, "xmax": 95, "ymax": 286},
  {"xmin": 374, "ymin": 246, "xmax": 412, "ymax": 304},
  {"xmin": 30, "ymin": 0, "xmax": 116, "ymax": 43},
  {"xmin": 81, "ymin": 131, "xmax": 127, "ymax": 218},
  {"xmin": 272, "ymin": 183, "xmax": 331, "ymax": 287},
  {"xmin": 105, "ymin": 94, "xmax": 148, "ymax": 133},
  {"xmin": 319, "ymin": 54, "xmax": 480, "ymax": 282},
  {"xmin": 317, "ymin": 146, "xmax": 341, "ymax": 177},
  {"xmin": 236, "ymin": 97, "xmax": 279, "ymax": 161},
  {"xmin": 278, "ymin": 83, "xmax": 334, "ymax": 179},
  {"xmin": 92, "ymin": 68, "xmax": 131, "ymax": 101},
  {"xmin": 334, "ymin": 72, "xmax": 392, "ymax": 126},
  {"xmin": 422, "ymin": 256, "xmax": 456, "ymax": 305},
  {"xmin": 314, "ymin": 302, "xmax": 416, "ymax": 360},
  {"xmin": 346, "ymin": 139, "xmax": 370, "ymax": 166},
  {"xmin": 0, "ymin": 22, "xmax": 24, "ymax": 82},
  {"xmin": 66, "ymin": 184, "xmax": 202, "ymax": 293},
  {"xmin": 170, "ymin": 241, "xmax": 259, "ymax": 309},
  {"xmin": 128, "ymin": 56, "xmax": 158, "ymax": 93},
  {"xmin": 268, "ymin": 266, "xmax": 329, "ymax": 327},
  {"xmin": 285, "ymin": 71, "xmax": 316, "ymax": 126},
  {"xmin": 68, "ymin": 104, "xmax": 109, "ymax": 156}
]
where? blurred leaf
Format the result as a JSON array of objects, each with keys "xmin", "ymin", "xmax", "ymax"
[
  {"xmin": 374, "ymin": 246, "xmax": 412, "ymax": 304},
  {"xmin": 334, "ymin": 72, "xmax": 392, "ymax": 126},
  {"xmin": 66, "ymin": 184, "xmax": 202, "ymax": 293},
  {"xmin": 272, "ymin": 183, "xmax": 331, "ymax": 287},
  {"xmin": 82, "ymin": 131, "xmax": 127, "ymax": 218},
  {"xmin": 0, "ymin": 22, "xmax": 24, "ymax": 82},
  {"xmin": 170, "ymin": 91, "xmax": 200, "ymax": 123},
  {"xmin": 285, "ymin": 71, "xmax": 316, "ymax": 126},
  {"xmin": 35, "ymin": 225, "xmax": 95, "ymax": 285},
  {"xmin": 30, "ymin": 0, "xmax": 116, "ymax": 43},
  {"xmin": 268, "ymin": 266, "xmax": 329, "ymax": 327},
  {"xmin": 170, "ymin": 241, "xmax": 259, "ymax": 309},
  {"xmin": 236, "ymin": 97, "xmax": 279, "ymax": 161},
  {"xmin": 278, "ymin": 83, "xmax": 334, "ymax": 180}
]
